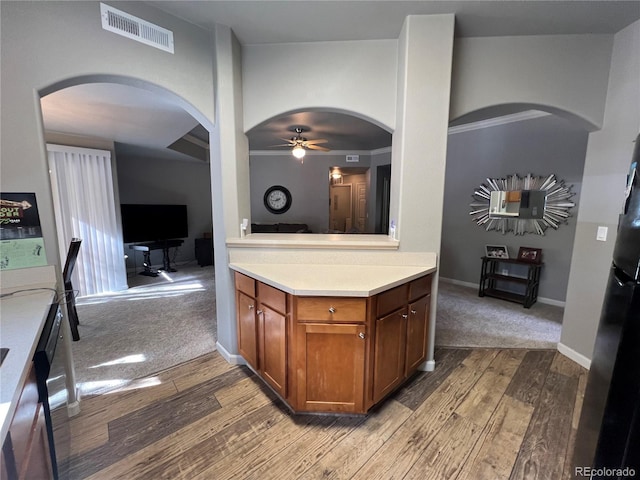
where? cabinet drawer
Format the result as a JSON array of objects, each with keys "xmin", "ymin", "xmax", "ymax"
[
  {"xmin": 258, "ymin": 282, "xmax": 286, "ymax": 313},
  {"xmin": 377, "ymin": 284, "xmax": 409, "ymax": 318},
  {"xmin": 297, "ymin": 297, "xmax": 366, "ymax": 323},
  {"xmin": 409, "ymin": 275, "xmax": 432, "ymax": 301},
  {"xmin": 235, "ymin": 272, "xmax": 255, "ymax": 297}
]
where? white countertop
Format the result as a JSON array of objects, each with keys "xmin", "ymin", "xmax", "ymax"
[
  {"xmin": 0, "ymin": 270, "xmax": 57, "ymax": 443},
  {"xmin": 229, "ymin": 263, "xmax": 436, "ymax": 296}
]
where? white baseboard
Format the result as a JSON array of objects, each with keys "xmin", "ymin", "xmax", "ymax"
[
  {"xmin": 67, "ymin": 388, "xmax": 81, "ymax": 417},
  {"xmin": 420, "ymin": 359, "xmax": 436, "ymax": 372},
  {"xmin": 557, "ymin": 342, "xmax": 591, "ymax": 370},
  {"xmin": 439, "ymin": 277, "xmax": 566, "ymax": 307},
  {"xmin": 216, "ymin": 341, "xmax": 246, "ymax": 365}
]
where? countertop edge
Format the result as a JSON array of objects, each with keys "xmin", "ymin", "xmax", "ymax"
[{"xmin": 229, "ymin": 264, "xmax": 436, "ymax": 297}]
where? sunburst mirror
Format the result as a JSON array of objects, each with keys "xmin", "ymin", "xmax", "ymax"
[{"xmin": 470, "ymin": 174, "xmax": 576, "ymax": 235}]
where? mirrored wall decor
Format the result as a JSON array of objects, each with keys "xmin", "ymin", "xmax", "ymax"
[{"xmin": 470, "ymin": 174, "xmax": 576, "ymax": 235}]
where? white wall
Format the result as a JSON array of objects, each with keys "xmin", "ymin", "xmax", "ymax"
[
  {"xmin": 0, "ymin": 1, "xmax": 215, "ymax": 271},
  {"xmin": 210, "ymin": 25, "xmax": 249, "ymax": 356},
  {"xmin": 561, "ymin": 20, "xmax": 640, "ymax": 360},
  {"xmin": 451, "ymin": 35, "xmax": 614, "ymax": 130},
  {"xmin": 2, "ymin": 1, "xmax": 634, "ymax": 363},
  {"xmin": 242, "ymin": 40, "xmax": 398, "ymax": 131}
]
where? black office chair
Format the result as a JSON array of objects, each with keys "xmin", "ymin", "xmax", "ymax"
[{"xmin": 63, "ymin": 238, "xmax": 82, "ymax": 341}]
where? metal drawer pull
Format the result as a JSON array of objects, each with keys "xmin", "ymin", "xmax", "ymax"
[
  {"xmin": 256, "ymin": 309, "xmax": 263, "ymax": 315},
  {"xmin": 401, "ymin": 313, "xmax": 408, "ymax": 319},
  {"xmin": 248, "ymin": 304, "xmax": 254, "ymax": 310},
  {"xmin": 411, "ymin": 309, "xmax": 417, "ymax": 315},
  {"xmin": 328, "ymin": 307, "xmax": 336, "ymax": 313},
  {"xmin": 359, "ymin": 332, "xmax": 365, "ymax": 339}
]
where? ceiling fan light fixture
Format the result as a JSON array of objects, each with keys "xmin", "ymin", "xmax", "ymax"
[{"xmin": 292, "ymin": 145, "xmax": 306, "ymax": 159}]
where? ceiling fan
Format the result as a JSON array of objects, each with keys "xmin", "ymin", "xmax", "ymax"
[{"xmin": 270, "ymin": 126, "xmax": 330, "ymax": 160}]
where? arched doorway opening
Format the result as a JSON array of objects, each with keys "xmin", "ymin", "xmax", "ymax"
[
  {"xmin": 438, "ymin": 104, "xmax": 592, "ymax": 349},
  {"xmin": 246, "ymin": 109, "xmax": 393, "ymax": 234},
  {"xmin": 38, "ymin": 76, "xmax": 219, "ymax": 402}
]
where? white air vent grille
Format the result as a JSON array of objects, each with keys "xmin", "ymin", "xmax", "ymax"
[{"xmin": 100, "ymin": 3, "xmax": 174, "ymax": 53}]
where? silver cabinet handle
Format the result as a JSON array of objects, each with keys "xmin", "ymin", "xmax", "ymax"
[
  {"xmin": 256, "ymin": 309, "xmax": 263, "ymax": 315},
  {"xmin": 401, "ymin": 313, "xmax": 408, "ymax": 319},
  {"xmin": 248, "ymin": 304, "xmax": 254, "ymax": 310},
  {"xmin": 359, "ymin": 332, "xmax": 365, "ymax": 339},
  {"xmin": 411, "ymin": 309, "xmax": 417, "ymax": 315},
  {"xmin": 329, "ymin": 307, "xmax": 336, "ymax": 313}
]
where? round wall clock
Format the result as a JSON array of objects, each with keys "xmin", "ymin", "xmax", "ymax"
[{"xmin": 263, "ymin": 185, "xmax": 292, "ymax": 214}]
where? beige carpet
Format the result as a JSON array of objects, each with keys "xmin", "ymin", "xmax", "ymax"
[
  {"xmin": 435, "ymin": 281, "xmax": 562, "ymax": 349},
  {"xmin": 63, "ymin": 263, "xmax": 217, "ymax": 397}
]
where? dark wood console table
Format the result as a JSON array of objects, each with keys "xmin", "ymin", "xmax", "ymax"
[
  {"xmin": 479, "ymin": 256, "xmax": 542, "ymax": 308},
  {"xmin": 129, "ymin": 239, "xmax": 184, "ymax": 276}
]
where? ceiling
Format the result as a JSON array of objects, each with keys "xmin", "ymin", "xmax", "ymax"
[
  {"xmin": 40, "ymin": 1, "xmax": 640, "ymax": 160},
  {"xmin": 149, "ymin": 1, "xmax": 640, "ymax": 43}
]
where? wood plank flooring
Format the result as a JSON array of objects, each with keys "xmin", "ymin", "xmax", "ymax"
[{"xmin": 53, "ymin": 347, "xmax": 587, "ymax": 480}]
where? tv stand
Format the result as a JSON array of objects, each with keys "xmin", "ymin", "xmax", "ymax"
[{"xmin": 129, "ymin": 239, "xmax": 184, "ymax": 275}]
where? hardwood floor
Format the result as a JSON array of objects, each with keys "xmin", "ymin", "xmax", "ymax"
[{"xmin": 53, "ymin": 347, "xmax": 587, "ymax": 480}]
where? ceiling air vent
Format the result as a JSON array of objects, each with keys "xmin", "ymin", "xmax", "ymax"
[{"xmin": 100, "ymin": 3, "xmax": 174, "ymax": 54}]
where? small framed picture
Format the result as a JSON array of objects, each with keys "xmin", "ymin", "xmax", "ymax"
[
  {"xmin": 485, "ymin": 245, "xmax": 509, "ymax": 259},
  {"xmin": 517, "ymin": 247, "xmax": 542, "ymax": 264}
]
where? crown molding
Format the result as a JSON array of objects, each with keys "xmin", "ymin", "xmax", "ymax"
[
  {"xmin": 250, "ymin": 149, "xmax": 375, "ymax": 156},
  {"xmin": 448, "ymin": 110, "xmax": 551, "ymax": 135}
]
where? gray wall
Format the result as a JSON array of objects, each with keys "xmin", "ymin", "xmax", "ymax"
[
  {"xmin": 249, "ymin": 152, "xmax": 373, "ymax": 233},
  {"xmin": 249, "ymin": 149, "xmax": 393, "ymax": 234},
  {"xmin": 441, "ymin": 114, "xmax": 589, "ymax": 302},
  {"xmin": 115, "ymin": 151, "xmax": 213, "ymax": 270}
]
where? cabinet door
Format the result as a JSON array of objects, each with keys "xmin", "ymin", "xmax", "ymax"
[
  {"xmin": 259, "ymin": 305, "xmax": 287, "ymax": 398},
  {"xmin": 405, "ymin": 295, "xmax": 430, "ymax": 375},
  {"xmin": 296, "ymin": 323, "xmax": 365, "ymax": 413},
  {"xmin": 237, "ymin": 291, "xmax": 258, "ymax": 370},
  {"xmin": 373, "ymin": 308, "xmax": 407, "ymax": 403}
]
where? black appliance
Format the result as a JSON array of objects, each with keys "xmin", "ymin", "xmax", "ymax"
[
  {"xmin": 33, "ymin": 302, "xmax": 63, "ymax": 480},
  {"xmin": 573, "ymin": 135, "xmax": 640, "ymax": 479}
]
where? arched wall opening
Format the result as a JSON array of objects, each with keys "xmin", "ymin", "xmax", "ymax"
[
  {"xmin": 38, "ymin": 74, "xmax": 217, "ymax": 273},
  {"xmin": 439, "ymin": 102, "xmax": 592, "ymax": 344},
  {"xmin": 36, "ymin": 74, "xmax": 222, "ymax": 392},
  {"xmin": 246, "ymin": 108, "xmax": 393, "ymax": 234}
]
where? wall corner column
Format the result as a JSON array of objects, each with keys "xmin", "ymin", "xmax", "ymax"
[
  {"xmin": 211, "ymin": 24, "xmax": 250, "ymax": 357},
  {"xmin": 390, "ymin": 14, "xmax": 455, "ymax": 369}
]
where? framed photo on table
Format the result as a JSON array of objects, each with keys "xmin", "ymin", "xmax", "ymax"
[
  {"xmin": 485, "ymin": 245, "xmax": 509, "ymax": 259},
  {"xmin": 517, "ymin": 247, "xmax": 542, "ymax": 264}
]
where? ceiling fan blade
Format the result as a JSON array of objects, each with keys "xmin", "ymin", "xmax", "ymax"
[
  {"xmin": 307, "ymin": 144, "xmax": 331, "ymax": 151},
  {"xmin": 268, "ymin": 143, "xmax": 294, "ymax": 147},
  {"xmin": 303, "ymin": 138, "xmax": 328, "ymax": 145}
]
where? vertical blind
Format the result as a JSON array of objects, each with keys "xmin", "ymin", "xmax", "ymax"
[{"xmin": 47, "ymin": 144, "xmax": 127, "ymax": 296}]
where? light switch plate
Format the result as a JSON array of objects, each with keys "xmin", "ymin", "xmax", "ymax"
[{"xmin": 596, "ymin": 226, "xmax": 608, "ymax": 241}]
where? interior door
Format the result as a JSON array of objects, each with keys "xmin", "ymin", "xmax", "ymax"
[
  {"xmin": 329, "ymin": 184, "xmax": 352, "ymax": 232},
  {"xmin": 355, "ymin": 182, "xmax": 367, "ymax": 232}
]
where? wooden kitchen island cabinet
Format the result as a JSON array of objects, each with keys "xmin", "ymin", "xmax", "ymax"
[
  {"xmin": 234, "ymin": 269, "xmax": 434, "ymax": 415},
  {"xmin": 235, "ymin": 273, "xmax": 288, "ymax": 398}
]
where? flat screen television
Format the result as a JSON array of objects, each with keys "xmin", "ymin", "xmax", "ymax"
[{"xmin": 121, "ymin": 204, "xmax": 188, "ymax": 243}]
